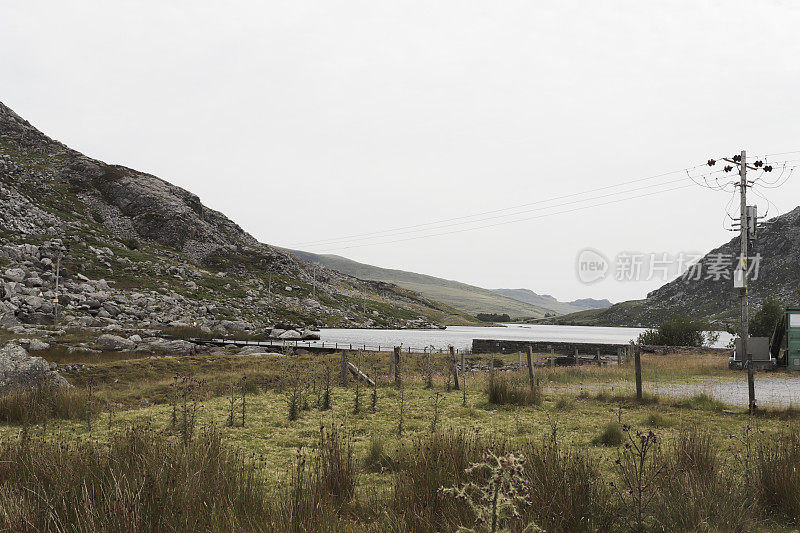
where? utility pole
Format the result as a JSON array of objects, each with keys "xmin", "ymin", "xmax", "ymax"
[
  {"xmin": 738, "ymin": 150, "xmax": 755, "ymax": 414},
  {"xmin": 53, "ymin": 252, "xmax": 61, "ymax": 324},
  {"xmin": 708, "ymin": 150, "xmax": 773, "ymax": 414}
]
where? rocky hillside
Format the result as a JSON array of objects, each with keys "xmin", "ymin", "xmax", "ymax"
[
  {"xmin": 553, "ymin": 206, "xmax": 800, "ymax": 327},
  {"xmin": 0, "ymin": 102, "xmax": 475, "ymax": 334}
]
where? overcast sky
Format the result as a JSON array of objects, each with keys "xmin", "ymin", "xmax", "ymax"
[{"xmin": 2, "ymin": 1, "xmax": 799, "ymax": 302}]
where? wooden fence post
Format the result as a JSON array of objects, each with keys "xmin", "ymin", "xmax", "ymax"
[
  {"xmin": 526, "ymin": 346, "xmax": 535, "ymax": 391},
  {"xmin": 394, "ymin": 346, "xmax": 401, "ymax": 388},
  {"xmin": 460, "ymin": 351, "xmax": 465, "ymax": 374},
  {"xmin": 340, "ymin": 350, "xmax": 349, "ymax": 387},
  {"xmin": 634, "ymin": 343, "xmax": 642, "ymax": 400},
  {"xmin": 550, "ymin": 348, "xmax": 554, "ymax": 367},
  {"xmin": 449, "ymin": 346, "xmax": 460, "ymax": 390},
  {"xmin": 490, "ymin": 353, "xmax": 495, "ymax": 372},
  {"xmin": 596, "ymin": 348, "xmax": 601, "ymax": 367}
]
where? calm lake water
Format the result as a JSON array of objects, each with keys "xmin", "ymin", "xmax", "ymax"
[{"xmin": 316, "ymin": 324, "xmax": 732, "ymax": 352}]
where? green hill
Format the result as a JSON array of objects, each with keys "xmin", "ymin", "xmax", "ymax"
[{"xmin": 282, "ymin": 250, "xmax": 556, "ymax": 319}]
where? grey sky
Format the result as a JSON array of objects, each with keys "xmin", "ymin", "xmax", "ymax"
[{"xmin": 2, "ymin": 1, "xmax": 799, "ymax": 302}]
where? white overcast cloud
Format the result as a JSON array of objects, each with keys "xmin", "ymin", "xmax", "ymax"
[{"xmin": 2, "ymin": 0, "xmax": 799, "ymax": 302}]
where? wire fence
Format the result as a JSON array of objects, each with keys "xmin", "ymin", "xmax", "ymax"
[{"xmin": 193, "ymin": 338, "xmax": 472, "ymax": 354}]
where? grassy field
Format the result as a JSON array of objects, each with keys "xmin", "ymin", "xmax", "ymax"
[{"xmin": 1, "ymin": 349, "xmax": 799, "ymax": 531}]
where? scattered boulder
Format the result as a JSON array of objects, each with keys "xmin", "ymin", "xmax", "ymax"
[
  {"xmin": 0, "ymin": 341, "xmax": 69, "ymax": 389},
  {"xmin": 137, "ymin": 337, "xmax": 197, "ymax": 355},
  {"xmin": 278, "ymin": 329, "xmax": 302, "ymax": 340},
  {"xmin": 28, "ymin": 339, "xmax": 50, "ymax": 352},
  {"xmin": 96, "ymin": 334, "xmax": 136, "ymax": 352}
]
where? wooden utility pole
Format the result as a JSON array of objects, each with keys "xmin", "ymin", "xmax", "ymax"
[
  {"xmin": 53, "ymin": 252, "xmax": 61, "ymax": 323},
  {"xmin": 449, "ymin": 346, "xmax": 460, "ymax": 390},
  {"xmin": 526, "ymin": 346, "xmax": 535, "ymax": 391},
  {"xmin": 634, "ymin": 344, "xmax": 642, "ymax": 400},
  {"xmin": 340, "ymin": 350, "xmax": 349, "ymax": 387},
  {"xmin": 393, "ymin": 346, "xmax": 401, "ymax": 388},
  {"xmin": 738, "ymin": 150, "xmax": 756, "ymax": 414}
]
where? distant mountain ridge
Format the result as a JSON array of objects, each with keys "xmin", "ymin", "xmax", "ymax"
[
  {"xmin": 491, "ymin": 288, "xmax": 612, "ymax": 314},
  {"xmin": 283, "ymin": 249, "xmax": 606, "ymax": 318}
]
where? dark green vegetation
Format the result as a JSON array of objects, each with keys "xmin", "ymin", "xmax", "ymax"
[
  {"xmin": 637, "ymin": 313, "xmax": 715, "ymax": 347},
  {"xmin": 476, "ymin": 313, "xmax": 511, "ymax": 323},
  {"xmin": 750, "ymin": 296, "xmax": 784, "ymax": 337}
]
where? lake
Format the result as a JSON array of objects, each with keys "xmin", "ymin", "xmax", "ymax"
[{"xmin": 316, "ymin": 324, "xmax": 733, "ymax": 352}]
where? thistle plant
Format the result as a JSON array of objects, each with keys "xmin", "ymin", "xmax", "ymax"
[
  {"xmin": 440, "ymin": 451, "xmax": 536, "ymax": 533},
  {"xmin": 612, "ymin": 425, "xmax": 665, "ymax": 530}
]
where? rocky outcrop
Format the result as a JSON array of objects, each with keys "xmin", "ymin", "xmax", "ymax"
[
  {"xmin": 0, "ymin": 341, "xmax": 69, "ymax": 389},
  {"xmin": 0, "ymin": 101, "xmax": 458, "ymax": 332}
]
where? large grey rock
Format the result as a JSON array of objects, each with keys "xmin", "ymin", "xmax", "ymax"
[
  {"xmin": 0, "ymin": 341, "xmax": 69, "ymax": 389},
  {"xmin": 278, "ymin": 329, "xmax": 302, "ymax": 340},
  {"xmin": 138, "ymin": 337, "xmax": 197, "ymax": 355},
  {"xmin": 3, "ymin": 268, "xmax": 25, "ymax": 283},
  {"xmin": 96, "ymin": 334, "xmax": 136, "ymax": 352}
]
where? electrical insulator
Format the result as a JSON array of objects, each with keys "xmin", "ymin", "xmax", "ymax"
[
  {"xmin": 754, "ymin": 160, "xmax": 763, "ymax": 167},
  {"xmin": 733, "ymin": 154, "xmax": 742, "ymax": 163},
  {"xmin": 724, "ymin": 165, "xmax": 733, "ymax": 172},
  {"xmin": 707, "ymin": 159, "xmax": 716, "ymax": 166},
  {"xmin": 764, "ymin": 165, "xmax": 773, "ymax": 172}
]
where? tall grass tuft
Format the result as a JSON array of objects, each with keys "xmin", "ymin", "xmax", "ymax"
[
  {"xmin": 591, "ymin": 422, "xmax": 623, "ymax": 446},
  {"xmin": 393, "ymin": 428, "xmax": 495, "ymax": 531},
  {"xmin": 313, "ymin": 424, "xmax": 356, "ymax": 506},
  {"xmin": 650, "ymin": 428, "xmax": 757, "ymax": 531},
  {"xmin": 487, "ymin": 372, "xmax": 541, "ymax": 406},
  {"xmin": 520, "ymin": 438, "xmax": 616, "ymax": 532},
  {"xmin": 0, "ymin": 382, "xmax": 87, "ymax": 424},
  {"xmin": 0, "ymin": 425, "xmax": 270, "ymax": 532},
  {"xmin": 755, "ymin": 426, "xmax": 800, "ymax": 522}
]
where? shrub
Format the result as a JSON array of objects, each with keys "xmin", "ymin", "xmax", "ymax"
[
  {"xmin": 592, "ymin": 422, "xmax": 623, "ymax": 446},
  {"xmin": 487, "ymin": 372, "xmax": 541, "ymax": 406},
  {"xmin": 637, "ymin": 313, "xmax": 714, "ymax": 347},
  {"xmin": 750, "ymin": 296, "xmax": 784, "ymax": 337}
]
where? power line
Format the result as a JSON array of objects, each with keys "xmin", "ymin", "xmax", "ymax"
[
  {"xmin": 313, "ymin": 182, "xmax": 696, "ymax": 253},
  {"xmin": 302, "ymin": 176, "xmax": 694, "ymax": 247},
  {"xmin": 288, "ymin": 162, "xmax": 711, "ymax": 248}
]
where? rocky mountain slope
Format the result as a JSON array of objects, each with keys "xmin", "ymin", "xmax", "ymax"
[
  {"xmin": 0, "ymin": 102, "xmax": 475, "ymax": 334},
  {"xmin": 491, "ymin": 288, "xmax": 611, "ymax": 315},
  {"xmin": 281, "ymin": 249, "xmax": 559, "ymax": 319},
  {"xmin": 552, "ymin": 206, "xmax": 800, "ymax": 327}
]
